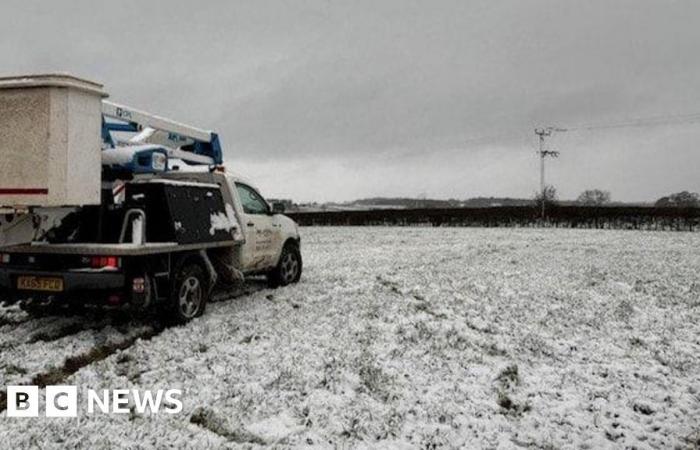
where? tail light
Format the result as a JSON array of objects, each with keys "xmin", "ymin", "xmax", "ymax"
[{"xmin": 90, "ymin": 256, "xmax": 121, "ymax": 269}]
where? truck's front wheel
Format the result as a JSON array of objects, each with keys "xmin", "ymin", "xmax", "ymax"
[
  {"xmin": 268, "ymin": 242, "xmax": 302, "ymax": 288},
  {"xmin": 169, "ymin": 264, "xmax": 208, "ymax": 323}
]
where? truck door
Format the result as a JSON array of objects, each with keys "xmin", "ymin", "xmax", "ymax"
[{"xmin": 234, "ymin": 183, "xmax": 278, "ymax": 271}]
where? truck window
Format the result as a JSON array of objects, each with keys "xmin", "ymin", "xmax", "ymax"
[{"xmin": 235, "ymin": 183, "xmax": 269, "ymax": 215}]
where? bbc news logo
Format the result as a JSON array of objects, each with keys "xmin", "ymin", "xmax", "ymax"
[{"xmin": 6, "ymin": 386, "xmax": 183, "ymax": 417}]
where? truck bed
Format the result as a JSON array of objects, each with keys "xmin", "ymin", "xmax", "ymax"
[{"xmin": 0, "ymin": 240, "xmax": 237, "ymax": 256}]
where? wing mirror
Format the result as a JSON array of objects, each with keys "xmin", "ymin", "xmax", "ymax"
[{"xmin": 271, "ymin": 202, "xmax": 286, "ymax": 214}]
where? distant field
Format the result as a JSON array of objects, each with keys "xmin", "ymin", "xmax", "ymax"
[{"xmin": 1, "ymin": 227, "xmax": 699, "ymax": 448}]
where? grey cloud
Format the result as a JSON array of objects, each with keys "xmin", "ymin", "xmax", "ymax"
[{"xmin": 1, "ymin": 0, "xmax": 699, "ymax": 201}]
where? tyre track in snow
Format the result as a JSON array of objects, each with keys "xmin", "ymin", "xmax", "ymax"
[
  {"xmin": 0, "ymin": 280, "xmax": 268, "ymax": 413},
  {"xmin": 0, "ymin": 304, "xmax": 30, "ymax": 327}
]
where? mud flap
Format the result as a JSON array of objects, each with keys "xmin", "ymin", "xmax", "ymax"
[
  {"xmin": 207, "ymin": 247, "xmax": 244, "ymax": 286},
  {"xmin": 198, "ymin": 249, "xmax": 219, "ymax": 293}
]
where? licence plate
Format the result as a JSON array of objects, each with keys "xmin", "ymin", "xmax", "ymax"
[{"xmin": 16, "ymin": 276, "xmax": 64, "ymax": 292}]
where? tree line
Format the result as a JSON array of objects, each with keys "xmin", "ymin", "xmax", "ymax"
[
  {"xmin": 288, "ymin": 189, "xmax": 700, "ymax": 231},
  {"xmin": 536, "ymin": 187, "xmax": 700, "ymax": 208}
]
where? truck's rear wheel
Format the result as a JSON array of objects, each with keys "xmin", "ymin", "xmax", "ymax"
[
  {"xmin": 169, "ymin": 264, "xmax": 208, "ymax": 323},
  {"xmin": 268, "ymin": 242, "xmax": 302, "ymax": 287}
]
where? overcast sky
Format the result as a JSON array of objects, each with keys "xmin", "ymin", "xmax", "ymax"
[{"xmin": 2, "ymin": 0, "xmax": 699, "ymax": 202}]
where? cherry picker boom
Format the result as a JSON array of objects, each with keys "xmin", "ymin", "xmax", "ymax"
[{"xmin": 101, "ymin": 100, "xmax": 223, "ymax": 173}]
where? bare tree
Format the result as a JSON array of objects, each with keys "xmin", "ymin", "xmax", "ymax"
[
  {"xmin": 655, "ymin": 191, "xmax": 700, "ymax": 207},
  {"xmin": 577, "ymin": 189, "xmax": 611, "ymax": 206},
  {"xmin": 534, "ymin": 185, "xmax": 557, "ymax": 208}
]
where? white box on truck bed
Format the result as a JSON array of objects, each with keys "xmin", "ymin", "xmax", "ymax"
[{"xmin": 0, "ymin": 74, "xmax": 106, "ymax": 207}]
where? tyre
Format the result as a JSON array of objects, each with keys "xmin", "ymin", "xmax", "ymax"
[
  {"xmin": 268, "ymin": 242, "xmax": 302, "ymax": 288},
  {"xmin": 169, "ymin": 264, "xmax": 208, "ymax": 323}
]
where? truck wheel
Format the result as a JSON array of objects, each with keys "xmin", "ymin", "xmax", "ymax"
[
  {"xmin": 169, "ymin": 264, "xmax": 208, "ymax": 323},
  {"xmin": 268, "ymin": 242, "xmax": 302, "ymax": 287}
]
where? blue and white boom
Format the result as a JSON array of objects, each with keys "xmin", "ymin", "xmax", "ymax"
[{"xmin": 101, "ymin": 101, "xmax": 223, "ymax": 174}]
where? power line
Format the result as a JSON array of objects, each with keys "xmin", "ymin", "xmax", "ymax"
[
  {"xmin": 459, "ymin": 110, "xmax": 700, "ymax": 151},
  {"xmin": 528, "ymin": 110, "xmax": 700, "ymax": 219},
  {"xmin": 565, "ymin": 111, "xmax": 700, "ymax": 132}
]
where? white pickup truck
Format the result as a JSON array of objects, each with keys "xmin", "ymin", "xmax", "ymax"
[
  {"xmin": 0, "ymin": 74, "xmax": 301, "ymax": 322},
  {"xmin": 1, "ymin": 170, "xmax": 302, "ymax": 322}
]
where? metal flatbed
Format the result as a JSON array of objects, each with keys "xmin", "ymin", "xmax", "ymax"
[{"xmin": 0, "ymin": 240, "xmax": 237, "ymax": 256}]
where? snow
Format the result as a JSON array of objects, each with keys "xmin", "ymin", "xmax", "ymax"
[
  {"xmin": 245, "ymin": 411, "xmax": 305, "ymax": 444},
  {"xmin": 209, "ymin": 204, "xmax": 238, "ymax": 236},
  {"xmin": 1, "ymin": 227, "xmax": 699, "ymax": 449}
]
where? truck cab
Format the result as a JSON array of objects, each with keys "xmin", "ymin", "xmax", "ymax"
[{"xmin": 227, "ymin": 174, "xmax": 300, "ymax": 275}]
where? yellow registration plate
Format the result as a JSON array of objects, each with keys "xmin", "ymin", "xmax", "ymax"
[{"xmin": 17, "ymin": 276, "xmax": 64, "ymax": 292}]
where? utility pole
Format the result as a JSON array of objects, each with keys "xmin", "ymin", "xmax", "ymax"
[{"xmin": 534, "ymin": 127, "xmax": 564, "ymax": 220}]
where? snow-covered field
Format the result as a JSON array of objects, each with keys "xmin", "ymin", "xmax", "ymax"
[{"xmin": 1, "ymin": 227, "xmax": 699, "ymax": 449}]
